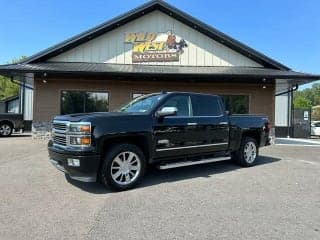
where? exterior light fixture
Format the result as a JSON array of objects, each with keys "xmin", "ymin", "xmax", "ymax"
[{"xmin": 42, "ymin": 79, "xmax": 47, "ymax": 83}]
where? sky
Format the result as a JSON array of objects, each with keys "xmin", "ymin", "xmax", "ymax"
[{"xmin": 0, "ymin": 0, "xmax": 319, "ymax": 89}]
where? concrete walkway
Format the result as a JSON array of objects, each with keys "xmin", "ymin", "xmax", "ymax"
[{"xmin": 276, "ymin": 137, "xmax": 320, "ymax": 146}]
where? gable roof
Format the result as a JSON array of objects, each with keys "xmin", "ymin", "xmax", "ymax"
[{"xmin": 22, "ymin": 0, "xmax": 290, "ymax": 70}]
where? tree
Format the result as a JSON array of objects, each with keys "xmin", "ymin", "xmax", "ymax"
[
  {"xmin": 0, "ymin": 56, "xmax": 27, "ymax": 100},
  {"xmin": 293, "ymin": 82, "xmax": 320, "ymax": 120},
  {"xmin": 293, "ymin": 82, "xmax": 320, "ymax": 108}
]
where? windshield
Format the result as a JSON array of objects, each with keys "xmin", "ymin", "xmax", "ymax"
[{"xmin": 118, "ymin": 94, "xmax": 165, "ymax": 113}]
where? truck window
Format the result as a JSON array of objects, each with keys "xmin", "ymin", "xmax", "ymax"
[
  {"xmin": 161, "ymin": 95, "xmax": 191, "ymax": 116},
  {"xmin": 191, "ymin": 95, "xmax": 222, "ymax": 116},
  {"xmin": 221, "ymin": 95, "xmax": 249, "ymax": 114}
]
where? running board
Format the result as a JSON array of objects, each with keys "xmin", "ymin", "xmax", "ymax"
[{"xmin": 158, "ymin": 156, "xmax": 231, "ymax": 170}]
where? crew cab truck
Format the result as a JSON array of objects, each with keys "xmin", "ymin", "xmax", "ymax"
[
  {"xmin": 48, "ymin": 92, "xmax": 271, "ymax": 191},
  {"xmin": 0, "ymin": 113, "xmax": 24, "ymax": 137}
]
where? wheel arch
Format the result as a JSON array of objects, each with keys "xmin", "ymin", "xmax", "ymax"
[
  {"xmin": 241, "ymin": 130, "xmax": 260, "ymax": 146},
  {"xmin": 0, "ymin": 120, "xmax": 14, "ymax": 129},
  {"xmin": 100, "ymin": 135, "xmax": 151, "ymax": 163}
]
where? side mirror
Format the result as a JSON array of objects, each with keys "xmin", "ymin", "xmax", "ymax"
[{"xmin": 157, "ymin": 107, "xmax": 178, "ymax": 118}]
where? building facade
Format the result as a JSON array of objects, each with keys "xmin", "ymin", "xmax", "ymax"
[{"xmin": 0, "ymin": 0, "xmax": 319, "ymax": 133}]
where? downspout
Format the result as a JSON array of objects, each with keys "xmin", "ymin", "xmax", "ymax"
[{"xmin": 22, "ymin": 76, "xmax": 25, "ymax": 118}]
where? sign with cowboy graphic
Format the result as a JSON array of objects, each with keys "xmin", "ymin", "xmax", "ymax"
[{"xmin": 124, "ymin": 30, "xmax": 188, "ymax": 63}]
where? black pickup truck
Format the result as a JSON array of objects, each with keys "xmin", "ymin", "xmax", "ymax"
[
  {"xmin": 48, "ymin": 92, "xmax": 271, "ymax": 190},
  {"xmin": 0, "ymin": 113, "xmax": 24, "ymax": 137}
]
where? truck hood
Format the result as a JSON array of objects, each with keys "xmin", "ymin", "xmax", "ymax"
[{"xmin": 53, "ymin": 112, "xmax": 148, "ymax": 122}]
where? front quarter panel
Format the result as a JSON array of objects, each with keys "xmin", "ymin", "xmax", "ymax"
[{"xmin": 90, "ymin": 115, "xmax": 154, "ymax": 155}]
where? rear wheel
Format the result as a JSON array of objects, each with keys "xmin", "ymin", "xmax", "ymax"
[
  {"xmin": 0, "ymin": 123, "xmax": 13, "ymax": 137},
  {"xmin": 232, "ymin": 137, "xmax": 258, "ymax": 167},
  {"xmin": 100, "ymin": 144, "xmax": 146, "ymax": 191}
]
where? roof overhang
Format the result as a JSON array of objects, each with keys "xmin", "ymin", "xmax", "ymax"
[{"xmin": 0, "ymin": 62, "xmax": 319, "ymax": 86}]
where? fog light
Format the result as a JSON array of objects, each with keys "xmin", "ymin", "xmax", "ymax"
[{"xmin": 67, "ymin": 158, "xmax": 80, "ymax": 167}]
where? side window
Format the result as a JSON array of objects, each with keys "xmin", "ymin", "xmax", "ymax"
[
  {"xmin": 161, "ymin": 95, "xmax": 191, "ymax": 116},
  {"xmin": 191, "ymin": 95, "xmax": 222, "ymax": 116}
]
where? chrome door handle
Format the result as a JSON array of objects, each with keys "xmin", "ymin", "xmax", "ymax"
[
  {"xmin": 219, "ymin": 122, "xmax": 228, "ymax": 125},
  {"xmin": 187, "ymin": 123, "xmax": 198, "ymax": 126}
]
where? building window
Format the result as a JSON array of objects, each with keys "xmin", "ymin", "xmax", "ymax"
[
  {"xmin": 221, "ymin": 95, "xmax": 249, "ymax": 114},
  {"xmin": 61, "ymin": 90, "xmax": 109, "ymax": 115}
]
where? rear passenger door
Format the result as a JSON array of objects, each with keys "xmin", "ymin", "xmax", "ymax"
[{"xmin": 190, "ymin": 95, "xmax": 229, "ymax": 153}]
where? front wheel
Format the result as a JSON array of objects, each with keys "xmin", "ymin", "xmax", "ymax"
[
  {"xmin": 100, "ymin": 144, "xmax": 146, "ymax": 191},
  {"xmin": 0, "ymin": 123, "xmax": 13, "ymax": 137},
  {"xmin": 232, "ymin": 137, "xmax": 258, "ymax": 167}
]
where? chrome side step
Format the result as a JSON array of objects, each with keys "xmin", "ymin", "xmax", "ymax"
[{"xmin": 158, "ymin": 156, "xmax": 231, "ymax": 170}]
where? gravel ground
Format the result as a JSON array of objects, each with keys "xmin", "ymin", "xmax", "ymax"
[{"xmin": 0, "ymin": 135, "xmax": 319, "ymax": 240}]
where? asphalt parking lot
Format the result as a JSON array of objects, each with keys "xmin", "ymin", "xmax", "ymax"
[{"xmin": 0, "ymin": 136, "xmax": 319, "ymax": 240}]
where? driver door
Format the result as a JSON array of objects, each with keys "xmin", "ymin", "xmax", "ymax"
[{"xmin": 153, "ymin": 94, "xmax": 202, "ymax": 159}]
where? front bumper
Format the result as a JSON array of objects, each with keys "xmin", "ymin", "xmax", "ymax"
[{"xmin": 48, "ymin": 146, "xmax": 101, "ymax": 182}]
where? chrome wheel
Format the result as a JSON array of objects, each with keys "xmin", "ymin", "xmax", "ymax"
[
  {"xmin": 244, "ymin": 141, "xmax": 257, "ymax": 163},
  {"xmin": 0, "ymin": 124, "xmax": 12, "ymax": 136},
  {"xmin": 110, "ymin": 151, "xmax": 141, "ymax": 185}
]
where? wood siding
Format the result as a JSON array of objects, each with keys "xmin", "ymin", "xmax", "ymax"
[
  {"xmin": 34, "ymin": 78, "xmax": 275, "ymax": 124},
  {"xmin": 50, "ymin": 11, "xmax": 261, "ymax": 67}
]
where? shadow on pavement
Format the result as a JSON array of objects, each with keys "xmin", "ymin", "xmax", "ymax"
[
  {"xmin": 65, "ymin": 175, "xmax": 112, "ymax": 194},
  {"xmin": 4, "ymin": 134, "xmax": 32, "ymax": 138},
  {"xmin": 65, "ymin": 155, "xmax": 280, "ymax": 194}
]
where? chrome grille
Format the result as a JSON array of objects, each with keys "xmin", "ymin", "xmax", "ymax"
[
  {"xmin": 53, "ymin": 134, "xmax": 67, "ymax": 146},
  {"xmin": 52, "ymin": 122, "xmax": 67, "ymax": 131},
  {"xmin": 52, "ymin": 121, "xmax": 68, "ymax": 146}
]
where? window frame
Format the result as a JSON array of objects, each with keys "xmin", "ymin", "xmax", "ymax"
[
  {"xmin": 131, "ymin": 92, "xmax": 150, "ymax": 99},
  {"xmin": 60, "ymin": 90, "xmax": 109, "ymax": 115}
]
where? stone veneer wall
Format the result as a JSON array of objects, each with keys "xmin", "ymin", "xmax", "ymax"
[{"xmin": 32, "ymin": 121, "xmax": 51, "ymax": 140}]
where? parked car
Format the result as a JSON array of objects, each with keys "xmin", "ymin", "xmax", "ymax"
[
  {"xmin": 311, "ymin": 121, "xmax": 320, "ymax": 137},
  {"xmin": 48, "ymin": 92, "xmax": 271, "ymax": 191},
  {"xmin": 0, "ymin": 113, "xmax": 24, "ymax": 137}
]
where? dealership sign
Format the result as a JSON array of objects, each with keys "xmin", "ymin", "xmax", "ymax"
[{"xmin": 124, "ymin": 31, "xmax": 188, "ymax": 63}]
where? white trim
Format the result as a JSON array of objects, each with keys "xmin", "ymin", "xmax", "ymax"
[
  {"xmin": 156, "ymin": 142, "xmax": 228, "ymax": 152},
  {"xmin": 276, "ymin": 144, "xmax": 320, "ymax": 147},
  {"xmin": 276, "ymin": 138, "xmax": 320, "ymax": 145}
]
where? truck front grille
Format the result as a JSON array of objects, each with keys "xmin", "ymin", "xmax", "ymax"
[
  {"xmin": 52, "ymin": 122, "xmax": 67, "ymax": 131},
  {"xmin": 53, "ymin": 135, "xmax": 67, "ymax": 146},
  {"xmin": 52, "ymin": 121, "xmax": 68, "ymax": 146}
]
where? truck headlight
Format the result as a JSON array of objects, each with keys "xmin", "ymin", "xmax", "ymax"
[
  {"xmin": 67, "ymin": 122, "xmax": 91, "ymax": 147},
  {"xmin": 69, "ymin": 136, "xmax": 91, "ymax": 146},
  {"xmin": 69, "ymin": 123, "xmax": 91, "ymax": 133}
]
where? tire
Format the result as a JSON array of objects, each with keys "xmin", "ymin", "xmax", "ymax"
[
  {"xmin": 100, "ymin": 143, "xmax": 146, "ymax": 191},
  {"xmin": 232, "ymin": 137, "xmax": 258, "ymax": 167},
  {"xmin": 0, "ymin": 123, "xmax": 13, "ymax": 137}
]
